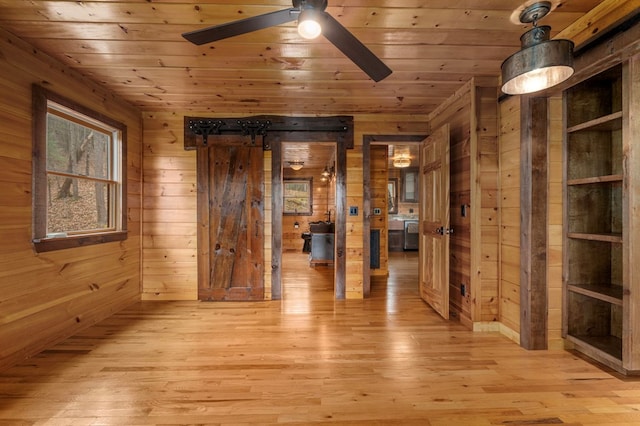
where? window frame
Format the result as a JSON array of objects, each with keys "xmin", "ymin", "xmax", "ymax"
[
  {"xmin": 32, "ymin": 84, "xmax": 127, "ymax": 253},
  {"xmin": 283, "ymin": 178, "xmax": 313, "ymax": 215},
  {"xmin": 401, "ymin": 167, "xmax": 419, "ymax": 203}
]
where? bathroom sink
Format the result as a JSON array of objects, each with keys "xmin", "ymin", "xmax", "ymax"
[{"xmin": 309, "ymin": 222, "xmax": 334, "ymax": 233}]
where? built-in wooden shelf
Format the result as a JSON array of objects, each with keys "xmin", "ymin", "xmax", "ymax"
[
  {"xmin": 567, "ymin": 232, "xmax": 623, "ymax": 243},
  {"xmin": 566, "ymin": 334, "xmax": 623, "ymax": 362},
  {"xmin": 567, "ymin": 174, "xmax": 623, "ymax": 186},
  {"xmin": 568, "ymin": 284, "xmax": 623, "ymax": 306},
  {"xmin": 566, "ymin": 111, "xmax": 623, "ymax": 133},
  {"xmin": 562, "ymin": 61, "xmax": 638, "ymax": 375}
]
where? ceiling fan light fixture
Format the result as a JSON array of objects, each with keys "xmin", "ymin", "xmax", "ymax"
[
  {"xmin": 182, "ymin": 0, "xmax": 390, "ymax": 81},
  {"xmin": 289, "ymin": 161, "xmax": 304, "ymax": 171},
  {"xmin": 501, "ymin": 2, "xmax": 574, "ymax": 95},
  {"xmin": 297, "ymin": 9, "xmax": 322, "ymax": 39}
]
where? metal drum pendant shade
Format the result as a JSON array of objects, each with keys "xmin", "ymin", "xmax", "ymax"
[
  {"xmin": 501, "ymin": 26, "xmax": 574, "ymax": 95},
  {"xmin": 501, "ymin": 2, "xmax": 574, "ymax": 95}
]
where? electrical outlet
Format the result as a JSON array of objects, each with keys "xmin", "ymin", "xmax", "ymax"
[
  {"xmin": 349, "ymin": 206, "xmax": 359, "ymax": 216},
  {"xmin": 460, "ymin": 283, "xmax": 466, "ymax": 296},
  {"xmin": 373, "ymin": 207, "xmax": 381, "ymax": 215}
]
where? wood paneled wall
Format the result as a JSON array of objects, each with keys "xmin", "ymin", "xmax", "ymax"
[
  {"xmin": 142, "ymin": 112, "xmax": 197, "ymax": 300},
  {"xmin": 0, "ymin": 29, "xmax": 142, "ymax": 371},
  {"xmin": 499, "ymin": 96, "xmax": 522, "ymax": 338},
  {"xmin": 474, "ymin": 86, "xmax": 500, "ymax": 324},
  {"xmin": 142, "ymin": 112, "xmax": 429, "ymax": 300},
  {"xmin": 497, "ymin": 95, "xmax": 566, "ymax": 347},
  {"xmin": 426, "ymin": 79, "xmax": 499, "ymax": 328},
  {"xmin": 548, "ymin": 96, "xmax": 564, "ymax": 349}
]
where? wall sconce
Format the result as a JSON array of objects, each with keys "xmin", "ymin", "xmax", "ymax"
[
  {"xmin": 320, "ymin": 165, "xmax": 334, "ymax": 182},
  {"xmin": 288, "ymin": 161, "xmax": 304, "ymax": 171},
  {"xmin": 501, "ymin": 1, "xmax": 574, "ymax": 95},
  {"xmin": 294, "ymin": 221, "xmax": 300, "ymax": 229}
]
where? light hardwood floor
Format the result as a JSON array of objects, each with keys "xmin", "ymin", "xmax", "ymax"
[{"xmin": 2, "ymin": 252, "xmax": 640, "ymax": 425}]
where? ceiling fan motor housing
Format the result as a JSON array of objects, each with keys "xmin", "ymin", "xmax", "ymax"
[{"xmin": 293, "ymin": 0, "xmax": 328, "ymax": 11}]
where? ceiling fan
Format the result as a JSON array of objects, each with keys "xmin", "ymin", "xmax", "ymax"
[{"xmin": 182, "ymin": 0, "xmax": 392, "ymax": 82}]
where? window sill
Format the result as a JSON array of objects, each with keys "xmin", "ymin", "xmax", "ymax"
[{"xmin": 33, "ymin": 230, "xmax": 128, "ymax": 253}]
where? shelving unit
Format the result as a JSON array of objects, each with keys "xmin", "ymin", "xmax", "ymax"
[{"xmin": 562, "ymin": 62, "xmax": 639, "ymax": 374}]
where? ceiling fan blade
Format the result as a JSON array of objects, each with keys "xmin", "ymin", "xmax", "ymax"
[
  {"xmin": 319, "ymin": 13, "xmax": 392, "ymax": 82},
  {"xmin": 183, "ymin": 8, "xmax": 297, "ymax": 45}
]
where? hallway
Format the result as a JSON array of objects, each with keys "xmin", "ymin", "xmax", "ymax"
[{"xmin": 1, "ymin": 253, "xmax": 639, "ymax": 424}]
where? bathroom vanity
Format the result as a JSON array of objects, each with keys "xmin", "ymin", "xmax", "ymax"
[{"xmin": 308, "ymin": 222, "xmax": 334, "ymax": 266}]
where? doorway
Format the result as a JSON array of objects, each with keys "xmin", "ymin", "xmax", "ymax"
[
  {"xmin": 363, "ymin": 135, "xmax": 426, "ymax": 298},
  {"xmin": 185, "ymin": 115, "xmax": 353, "ymax": 302},
  {"xmin": 280, "ymin": 142, "xmax": 337, "ymax": 307}
]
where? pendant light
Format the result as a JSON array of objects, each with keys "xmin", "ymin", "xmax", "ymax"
[
  {"xmin": 501, "ymin": 2, "xmax": 574, "ymax": 95},
  {"xmin": 392, "ymin": 154, "xmax": 411, "ymax": 168}
]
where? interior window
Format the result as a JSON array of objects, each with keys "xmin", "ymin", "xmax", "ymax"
[{"xmin": 32, "ymin": 85, "xmax": 127, "ymax": 252}]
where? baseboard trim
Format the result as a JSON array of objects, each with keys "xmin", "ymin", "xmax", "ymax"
[{"xmin": 473, "ymin": 321, "xmax": 520, "ymax": 345}]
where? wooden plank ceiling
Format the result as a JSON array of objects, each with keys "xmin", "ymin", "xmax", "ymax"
[{"xmin": 0, "ymin": 0, "xmax": 605, "ymax": 117}]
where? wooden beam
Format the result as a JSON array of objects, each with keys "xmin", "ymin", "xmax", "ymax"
[
  {"xmin": 519, "ymin": 96, "xmax": 548, "ymax": 350},
  {"xmin": 183, "ymin": 115, "xmax": 354, "ymax": 150},
  {"xmin": 555, "ymin": 0, "xmax": 640, "ymax": 51}
]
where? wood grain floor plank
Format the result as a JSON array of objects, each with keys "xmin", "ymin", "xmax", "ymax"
[{"xmin": 1, "ymin": 252, "xmax": 640, "ymax": 424}]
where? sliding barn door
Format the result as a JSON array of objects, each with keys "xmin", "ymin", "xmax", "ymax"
[
  {"xmin": 197, "ymin": 142, "xmax": 264, "ymax": 301},
  {"xmin": 419, "ymin": 124, "xmax": 450, "ymax": 319}
]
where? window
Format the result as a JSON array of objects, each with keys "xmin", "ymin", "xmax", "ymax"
[
  {"xmin": 32, "ymin": 85, "xmax": 127, "ymax": 252},
  {"xmin": 283, "ymin": 178, "xmax": 312, "ymax": 215}
]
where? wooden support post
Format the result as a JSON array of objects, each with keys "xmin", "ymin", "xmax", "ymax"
[
  {"xmin": 271, "ymin": 140, "xmax": 283, "ymax": 300},
  {"xmin": 335, "ymin": 141, "xmax": 347, "ymax": 299},
  {"xmin": 520, "ymin": 96, "xmax": 548, "ymax": 350}
]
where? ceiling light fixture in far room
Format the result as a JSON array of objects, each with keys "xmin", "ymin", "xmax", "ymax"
[
  {"xmin": 501, "ymin": 1, "xmax": 574, "ymax": 95},
  {"xmin": 289, "ymin": 161, "xmax": 304, "ymax": 171},
  {"xmin": 393, "ymin": 155, "xmax": 411, "ymax": 168}
]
